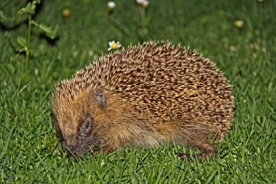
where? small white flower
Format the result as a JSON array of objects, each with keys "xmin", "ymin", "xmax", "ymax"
[
  {"xmin": 136, "ymin": 0, "xmax": 144, "ymax": 3},
  {"xmin": 141, "ymin": 0, "xmax": 149, "ymax": 7},
  {"xmin": 108, "ymin": 41, "xmax": 121, "ymax": 51},
  {"xmin": 107, "ymin": 1, "xmax": 116, "ymax": 9},
  {"xmin": 136, "ymin": 0, "xmax": 149, "ymax": 7}
]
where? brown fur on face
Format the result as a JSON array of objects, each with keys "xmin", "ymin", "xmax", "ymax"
[{"xmin": 52, "ymin": 41, "xmax": 234, "ymax": 159}]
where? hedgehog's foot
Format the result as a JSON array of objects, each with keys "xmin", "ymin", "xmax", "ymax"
[
  {"xmin": 92, "ymin": 142, "xmax": 121, "ymax": 155},
  {"xmin": 177, "ymin": 142, "xmax": 217, "ymax": 160}
]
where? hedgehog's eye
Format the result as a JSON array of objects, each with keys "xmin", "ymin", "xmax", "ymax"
[
  {"xmin": 79, "ymin": 115, "xmax": 93, "ymax": 136},
  {"xmin": 82, "ymin": 119, "xmax": 92, "ymax": 131}
]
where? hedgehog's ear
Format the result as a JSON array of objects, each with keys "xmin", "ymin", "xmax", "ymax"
[{"xmin": 93, "ymin": 89, "xmax": 106, "ymax": 107}]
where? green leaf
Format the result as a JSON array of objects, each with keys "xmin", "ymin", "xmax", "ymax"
[
  {"xmin": 38, "ymin": 24, "xmax": 53, "ymax": 33},
  {"xmin": 16, "ymin": 36, "xmax": 27, "ymax": 48},
  {"xmin": 37, "ymin": 24, "xmax": 59, "ymax": 39},
  {"xmin": 17, "ymin": 7, "xmax": 26, "ymax": 16},
  {"xmin": 0, "ymin": 11, "xmax": 9, "ymax": 22},
  {"xmin": 8, "ymin": 37, "xmax": 25, "ymax": 53},
  {"xmin": 25, "ymin": 2, "xmax": 36, "ymax": 15}
]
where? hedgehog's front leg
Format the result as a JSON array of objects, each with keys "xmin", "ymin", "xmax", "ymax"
[
  {"xmin": 92, "ymin": 140, "xmax": 126, "ymax": 155},
  {"xmin": 92, "ymin": 144, "xmax": 114, "ymax": 155}
]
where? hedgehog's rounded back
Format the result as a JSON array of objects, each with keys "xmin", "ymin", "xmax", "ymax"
[{"xmin": 52, "ymin": 41, "xmax": 234, "ymax": 158}]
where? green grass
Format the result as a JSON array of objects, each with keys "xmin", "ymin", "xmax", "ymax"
[{"xmin": 1, "ymin": 0, "xmax": 275, "ymax": 183}]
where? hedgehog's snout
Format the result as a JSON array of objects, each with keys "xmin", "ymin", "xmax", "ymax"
[{"xmin": 62, "ymin": 140, "xmax": 89, "ymax": 157}]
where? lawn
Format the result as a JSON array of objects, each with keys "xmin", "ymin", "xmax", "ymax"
[{"xmin": 0, "ymin": 0, "xmax": 275, "ymax": 183}]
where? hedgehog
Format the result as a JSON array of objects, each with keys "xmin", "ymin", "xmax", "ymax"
[{"xmin": 52, "ymin": 41, "xmax": 234, "ymax": 160}]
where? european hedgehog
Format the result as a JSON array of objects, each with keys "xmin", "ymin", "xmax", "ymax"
[{"xmin": 52, "ymin": 41, "xmax": 234, "ymax": 159}]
